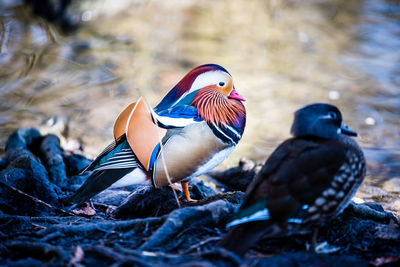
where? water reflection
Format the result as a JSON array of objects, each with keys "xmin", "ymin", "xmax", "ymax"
[{"xmin": 0, "ymin": 0, "xmax": 399, "ymax": 207}]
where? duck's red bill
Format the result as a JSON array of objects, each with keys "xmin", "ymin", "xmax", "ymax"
[{"xmin": 228, "ymin": 89, "xmax": 246, "ymax": 101}]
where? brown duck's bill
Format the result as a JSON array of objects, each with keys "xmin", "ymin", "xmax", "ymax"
[{"xmin": 341, "ymin": 123, "xmax": 358, "ymax": 137}]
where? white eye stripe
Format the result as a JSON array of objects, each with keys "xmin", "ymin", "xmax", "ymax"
[
  {"xmin": 171, "ymin": 70, "xmax": 232, "ymax": 107},
  {"xmin": 188, "ymin": 70, "xmax": 231, "ymax": 93}
]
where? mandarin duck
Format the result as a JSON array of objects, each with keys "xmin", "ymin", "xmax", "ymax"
[
  {"xmin": 219, "ymin": 103, "xmax": 365, "ymax": 255},
  {"xmin": 68, "ymin": 64, "xmax": 246, "ymax": 204}
]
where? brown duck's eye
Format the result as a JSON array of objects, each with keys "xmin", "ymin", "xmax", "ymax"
[
  {"xmin": 218, "ymin": 82, "xmax": 225, "ymax": 87},
  {"xmin": 328, "ymin": 111, "xmax": 337, "ymax": 119}
]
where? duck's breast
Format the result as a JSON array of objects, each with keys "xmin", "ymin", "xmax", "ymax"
[{"xmin": 152, "ymin": 121, "xmax": 231, "ymax": 187}]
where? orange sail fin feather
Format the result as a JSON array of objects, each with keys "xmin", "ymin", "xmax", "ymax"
[
  {"xmin": 113, "ymin": 101, "xmax": 136, "ymax": 139},
  {"xmin": 113, "ymin": 98, "xmax": 166, "ymax": 171}
]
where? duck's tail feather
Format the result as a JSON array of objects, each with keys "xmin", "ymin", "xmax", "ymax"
[{"xmin": 67, "ymin": 168, "xmax": 135, "ymax": 204}]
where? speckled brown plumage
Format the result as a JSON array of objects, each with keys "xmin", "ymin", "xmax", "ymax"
[
  {"xmin": 219, "ymin": 103, "xmax": 365, "ymax": 255},
  {"xmin": 220, "ymin": 136, "xmax": 365, "ymax": 255}
]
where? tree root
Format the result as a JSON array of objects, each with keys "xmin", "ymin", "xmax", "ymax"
[
  {"xmin": 83, "ymin": 245, "xmax": 151, "ymax": 266},
  {"xmin": 346, "ymin": 201, "xmax": 400, "ymax": 224},
  {"xmin": 39, "ymin": 134, "xmax": 68, "ymax": 188},
  {"xmin": 6, "ymin": 241, "xmax": 68, "ymax": 262},
  {"xmin": 0, "ymin": 181, "xmax": 75, "ymax": 217},
  {"xmin": 1, "ymin": 128, "xmax": 400, "ymax": 266},
  {"xmin": 139, "ymin": 200, "xmax": 235, "ymax": 251},
  {"xmin": 36, "ymin": 216, "xmax": 165, "ymax": 241}
]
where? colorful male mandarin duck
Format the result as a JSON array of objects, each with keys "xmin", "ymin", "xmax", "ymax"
[
  {"xmin": 68, "ymin": 64, "xmax": 246, "ymax": 204},
  {"xmin": 219, "ymin": 103, "xmax": 365, "ymax": 255}
]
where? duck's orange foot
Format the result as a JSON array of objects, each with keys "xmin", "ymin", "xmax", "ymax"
[
  {"xmin": 180, "ymin": 181, "xmax": 197, "ymax": 203},
  {"xmin": 178, "ymin": 195, "xmax": 197, "ymax": 203}
]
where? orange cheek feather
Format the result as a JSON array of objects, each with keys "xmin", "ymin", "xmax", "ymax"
[{"xmin": 192, "ymin": 86, "xmax": 246, "ymax": 126}]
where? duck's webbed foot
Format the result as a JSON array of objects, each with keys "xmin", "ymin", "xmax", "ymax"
[{"xmin": 179, "ymin": 181, "xmax": 197, "ymax": 203}]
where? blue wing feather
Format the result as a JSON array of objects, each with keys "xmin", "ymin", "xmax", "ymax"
[
  {"xmin": 157, "ymin": 105, "xmax": 201, "ymax": 120},
  {"xmin": 152, "ymin": 104, "xmax": 202, "ymax": 129}
]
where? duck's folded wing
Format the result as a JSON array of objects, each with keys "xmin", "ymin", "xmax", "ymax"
[
  {"xmin": 228, "ymin": 139, "xmax": 347, "ymax": 227},
  {"xmin": 112, "ymin": 98, "xmax": 202, "ymax": 171},
  {"xmin": 151, "ymin": 105, "xmax": 202, "ymax": 128},
  {"xmin": 220, "ymin": 140, "xmax": 349, "ymax": 254}
]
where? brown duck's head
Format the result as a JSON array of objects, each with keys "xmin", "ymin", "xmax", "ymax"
[{"xmin": 291, "ymin": 103, "xmax": 357, "ymax": 139}]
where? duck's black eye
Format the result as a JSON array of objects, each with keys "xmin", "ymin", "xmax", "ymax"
[
  {"xmin": 218, "ymin": 82, "xmax": 225, "ymax": 87},
  {"xmin": 328, "ymin": 111, "xmax": 337, "ymax": 119}
]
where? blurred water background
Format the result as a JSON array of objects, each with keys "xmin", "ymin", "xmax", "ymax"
[{"xmin": 0, "ymin": 0, "xmax": 399, "ymax": 212}]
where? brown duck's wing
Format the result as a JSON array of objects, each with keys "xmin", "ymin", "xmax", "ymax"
[
  {"xmin": 221, "ymin": 138, "xmax": 365, "ymax": 255},
  {"xmin": 233, "ymin": 138, "xmax": 348, "ymax": 224}
]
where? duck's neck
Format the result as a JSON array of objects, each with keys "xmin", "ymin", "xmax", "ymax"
[{"xmin": 192, "ymin": 87, "xmax": 246, "ymax": 144}]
